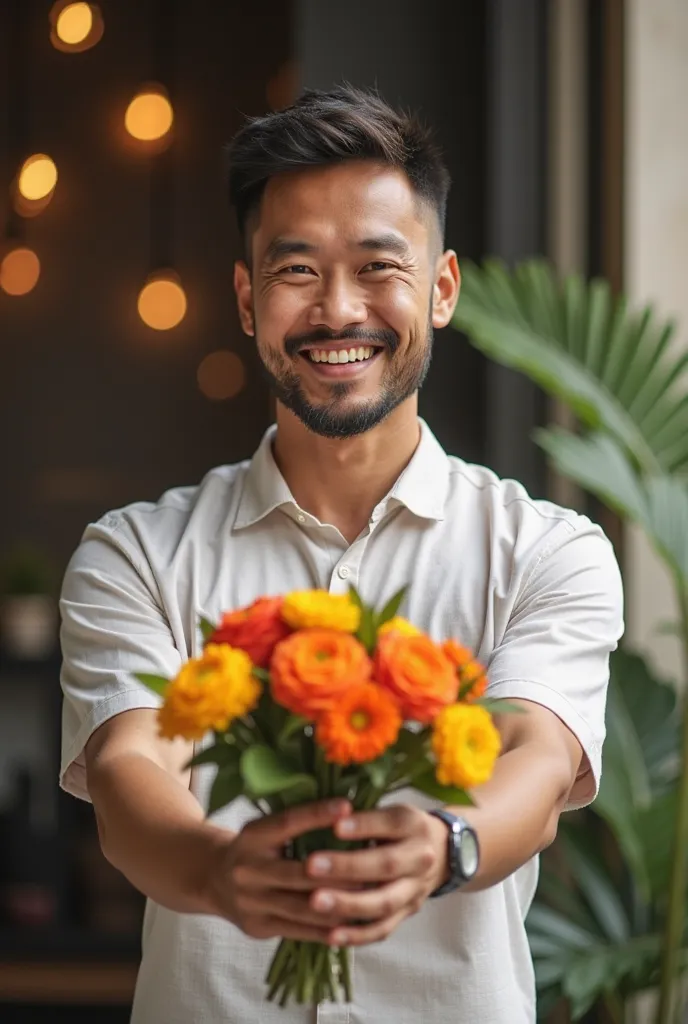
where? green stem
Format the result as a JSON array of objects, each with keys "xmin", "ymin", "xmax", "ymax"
[
  {"xmin": 656, "ymin": 586, "xmax": 688, "ymax": 1024},
  {"xmin": 338, "ymin": 946, "xmax": 353, "ymax": 1003},
  {"xmin": 604, "ymin": 989, "xmax": 626, "ymax": 1024}
]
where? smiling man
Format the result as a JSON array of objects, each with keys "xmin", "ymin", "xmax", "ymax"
[{"xmin": 60, "ymin": 86, "xmax": 624, "ymax": 1023}]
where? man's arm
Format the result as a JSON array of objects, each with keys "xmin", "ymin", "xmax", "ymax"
[
  {"xmin": 297, "ymin": 699, "xmax": 581, "ymax": 947},
  {"xmin": 85, "ymin": 708, "xmax": 356, "ymax": 942}
]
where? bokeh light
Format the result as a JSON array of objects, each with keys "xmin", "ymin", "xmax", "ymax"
[
  {"xmin": 137, "ymin": 273, "xmax": 187, "ymax": 330},
  {"xmin": 125, "ymin": 88, "xmax": 174, "ymax": 142},
  {"xmin": 17, "ymin": 155, "xmax": 58, "ymax": 202},
  {"xmin": 197, "ymin": 351, "xmax": 246, "ymax": 400},
  {"xmin": 50, "ymin": 2, "xmax": 103, "ymax": 52},
  {"xmin": 0, "ymin": 248, "xmax": 41, "ymax": 296}
]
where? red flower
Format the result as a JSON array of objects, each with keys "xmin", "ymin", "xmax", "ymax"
[{"xmin": 208, "ymin": 596, "xmax": 292, "ymax": 668}]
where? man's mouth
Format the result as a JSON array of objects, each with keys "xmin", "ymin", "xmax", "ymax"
[{"xmin": 299, "ymin": 344, "xmax": 382, "ymax": 365}]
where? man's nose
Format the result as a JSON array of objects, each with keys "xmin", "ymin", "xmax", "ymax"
[{"xmin": 308, "ymin": 274, "xmax": 367, "ymax": 332}]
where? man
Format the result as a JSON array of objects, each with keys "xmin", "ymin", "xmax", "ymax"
[{"xmin": 60, "ymin": 86, "xmax": 623, "ymax": 1023}]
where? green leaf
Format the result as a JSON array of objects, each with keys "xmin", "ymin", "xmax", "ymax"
[
  {"xmin": 199, "ymin": 616, "xmax": 216, "ymax": 642},
  {"xmin": 252, "ymin": 667, "xmax": 270, "ymax": 684},
  {"xmin": 453, "ymin": 258, "xmax": 688, "ymax": 474},
  {"xmin": 563, "ymin": 954, "xmax": 611, "ymax": 1020},
  {"xmin": 477, "ymin": 698, "xmax": 527, "ymax": 715},
  {"xmin": 410, "ymin": 767, "xmax": 475, "ymax": 806},
  {"xmin": 364, "ymin": 752, "xmax": 394, "ymax": 789},
  {"xmin": 208, "ymin": 763, "xmax": 244, "ymax": 814},
  {"xmin": 348, "ymin": 585, "xmax": 364, "ymax": 609},
  {"xmin": 558, "ymin": 831, "xmax": 630, "ymax": 943},
  {"xmin": 357, "ymin": 605, "xmax": 377, "ymax": 654},
  {"xmin": 185, "ymin": 742, "xmax": 241, "ymax": 771},
  {"xmin": 374, "ymin": 586, "xmax": 408, "ymax": 628},
  {"xmin": 240, "ymin": 745, "xmax": 317, "ymax": 799},
  {"xmin": 526, "ymin": 904, "xmax": 599, "ymax": 951},
  {"xmin": 133, "ymin": 672, "xmax": 169, "ymax": 697},
  {"xmin": 277, "ymin": 714, "xmax": 309, "ymax": 749}
]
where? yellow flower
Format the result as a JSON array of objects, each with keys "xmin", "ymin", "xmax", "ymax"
[
  {"xmin": 158, "ymin": 643, "xmax": 260, "ymax": 741},
  {"xmin": 377, "ymin": 616, "xmax": 421, "ymax": 637},
  {"xmin": 281, "ymin": 589, "xmax": 361, "ymax": 633},
  {"xmin": 431, "ymin": 703, "xmax": 501, "ymax": 789}
]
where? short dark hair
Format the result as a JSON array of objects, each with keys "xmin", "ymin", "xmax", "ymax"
[{"xmin": 227, "ymin": 84, "xmax": 451, "ymax": 247}]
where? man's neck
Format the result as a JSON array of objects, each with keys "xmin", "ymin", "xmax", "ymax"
[{"xmin": 272, "ymin": 399, "xmax": 421, "ymax": 544}]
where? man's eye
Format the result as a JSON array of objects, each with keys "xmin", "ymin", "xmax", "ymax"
[
  {"xmin": 281, "ymin": 265, "xmax": 315, "ymax": 275},
  {"xmin": 363, "ymin": 261, "xmax": 394, "ymax": 273}
]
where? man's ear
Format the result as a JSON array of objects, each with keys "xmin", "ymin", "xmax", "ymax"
[
  {"xmin": 432, "ymin": 250, "xmax": 461, "ymax": 329},
  {"xmin": 233, "ymin": 261, "xmax": 254, "ymax": 336}
]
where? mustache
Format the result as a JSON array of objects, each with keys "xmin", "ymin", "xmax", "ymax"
[{"xmin": 284, "ymin": 327, "xmax": 399, "ymax": 359}]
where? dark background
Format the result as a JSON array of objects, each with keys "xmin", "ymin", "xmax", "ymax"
[{"xmin": 0, "ymin": 0, "xmax": 557, "ymax": 1019}]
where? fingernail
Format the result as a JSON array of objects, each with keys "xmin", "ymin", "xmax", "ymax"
[
  {"xmin": 337, "ymin": 818, "xmax": 355, "ymax": 836},
  {"xmin": 310, "ymin": 855, "xmax": 332, "ymax": 875},
  {"xmin": 315, "ymin": 891, "xmax": 334, "ymax": 911}
]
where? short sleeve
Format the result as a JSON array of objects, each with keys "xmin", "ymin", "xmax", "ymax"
[
  {"xmin": 59, "ymin": 518, "xmax": 183, "ymax": 802},
  {"xmin": 486, "ymin": 523, "xmax": 624, "ymax": 810}
]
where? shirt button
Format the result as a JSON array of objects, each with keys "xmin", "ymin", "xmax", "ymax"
[
  {"xmin": 337, "ymin": 565, "xmax": 350, "ymax": 579},
  {"xmin": 297, "ymin": 514, "xmax": 306, "ymax": 523}
]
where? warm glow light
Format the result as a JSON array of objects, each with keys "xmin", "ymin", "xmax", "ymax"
[
  {"xmin": 18, "ymin": 155, "xmax": 58, "ymax": 201},
  {"xmin": 137, "ymin": 274, "xmax": 187, "ymax": 330},
  {"xmin": 197, "ymin": 351, "xmax": 246, "ymax": 400},
  {"xmin": 0, "ymin": 248, "xmax": 41, "ymax": 296},
  {"xmin": 125, "ymin": 89, "xmax": 174, "ymax": 141},
  {"xmin": 56, "ymin": 2, "xmax": 92, "ymax": 44}
]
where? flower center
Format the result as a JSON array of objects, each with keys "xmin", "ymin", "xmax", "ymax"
[
  {"xmin": 314, "ymin": 649, "xmax": 331, "ymax": 662},
  {"xmin": 350, "ymin": 709, "xmax": 370, "ymax": 731}
]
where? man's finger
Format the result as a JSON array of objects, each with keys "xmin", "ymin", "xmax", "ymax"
[
  {"xmin": 241, "ymin": 891, "xmax": 346, "ymax": 930},
  {"xmin": 327, "ymin": 908, "xmax": 409, "ymax": 948},
  {"xmin": 310, "ymin": 877, "xmax": 415, "ymax": 922},
  {"xmin": 306, "ymin": 838, "xmax": 432, "ymax": 884},
  {"xmin": 334, "ymin": 805, "xmax": 416, "ymax": 843},
  {"xmin": 244, "ymin": 859, "xmax": 366, "ymax": 893},
  {"xmin": 244, "ymin": 799, "xmax": 352, "ymax": 849}
]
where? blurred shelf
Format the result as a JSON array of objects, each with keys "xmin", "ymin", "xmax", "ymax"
[
  {"xmin": 0, "ymin": 927, "xmax": 140, "ymax": 962},
  {"xmin": 0, "ymin": 961, "xmax": 138, "ymax": 1005},
  {"xmin": 0, "ymin": 652, "xmax": 61, "ymax": 681}
]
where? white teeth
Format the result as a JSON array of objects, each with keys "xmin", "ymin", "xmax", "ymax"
[{"xmin": 307, "ymin": 346, "xmax": 377, "ymax": 363}]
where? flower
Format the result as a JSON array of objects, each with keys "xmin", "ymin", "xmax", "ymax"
[
  {"xmin": 374, "ymin": 633, "xmax": 458, "ymax": 724},
  {"xmin": 270, "ymin": 629, "xmax": 372, "ymax": 718},
  {"xmin": 281, "ymin": 589, "xmax": 361, "ymax": 633},
  {"xmin": 208, "ymin": 596, "xmax": 292, "ymax": 668},
  {"xmin": 158, "ymin": 644, "xmax": 260, "ymax": 740},
  {"xmin": 431, "ymin": 703, "xmax": 501, "ymax": 788},
  {"xmin": 377, "ymin": 616, "xmax": 421, "ymax": 637},
  {"xmin": 316, "ymin": 681, "xmax": 402, "ymax": 764},
  {"xmin": 442, "ymin": 640, "xmax": 488, "ymax": 702}
]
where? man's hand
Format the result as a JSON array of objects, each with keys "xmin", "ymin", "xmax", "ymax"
[
  {"xmin": 303, "ymin": 805, "xmax": 449, "ymax": 948},
  {"xmin": 207, "ymin": 799, "xmax": 359, "ymax": 944}
]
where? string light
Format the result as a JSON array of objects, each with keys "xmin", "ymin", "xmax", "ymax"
[
  {"xmin": 0, "ymin": 248, "xmax": 41, "ymax": 296},
  {"xmin": 50, "ymin": 2, "xmax": 103, "ymax": 53},
  {"xmin": 125, "ymin": 87, "xmax": 174, "ymax": 142},
  {"xmin": 17, "ymin": 154, "xmax": 57, "ymax": 202},
  {"xmin": 197, "ymin": 351, "xmax": 246, "ymax": 400},
  {"xmin": 137, "ymin": 272, "xmax": 187, "ymax": 330}
]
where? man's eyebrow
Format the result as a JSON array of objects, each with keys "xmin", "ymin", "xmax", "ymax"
[
  {"xmin": 355, "ymin": 234, "xmax": 412, "ymax": 259},
  {"xmin": 263, "ymin": 238, "xmax": 317, "ymax": 265}
]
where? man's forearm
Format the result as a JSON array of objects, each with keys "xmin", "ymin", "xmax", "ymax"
[
  {"xmin": 88, "ymin": 752, "xmax": 230, "ymax": 914},
  {"xmin": 451, "ymin": 741, "xmax": 572, "ymax": 893}
]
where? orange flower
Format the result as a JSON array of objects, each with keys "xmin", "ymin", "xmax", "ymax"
[
  {"xmin": 374, "ymin": 632, "xmax": 458, "ymax": 724},
  {"xmin": 209, "ymin": 596, "xmax": 292, "ymax": 668},
  {"xmin": 270, "ymin": 629, "xmax": 372, "ymax": 719},
  {"xmin": 316, "ymin": 681, "xmax": 402, "ymax": 764},
  {"xmin": 442, "ymin": 640, "xmax": 488, "ymax": 702}
]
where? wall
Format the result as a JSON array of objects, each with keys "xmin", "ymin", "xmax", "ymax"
[{"xmin": 624, "ymin": 0, "xmax": 688, "ymax": 684}]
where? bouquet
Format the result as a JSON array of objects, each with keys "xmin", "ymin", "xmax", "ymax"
[{"xmin": 136, "ymin": 586, "xmax": 503, "ymax": 1007}]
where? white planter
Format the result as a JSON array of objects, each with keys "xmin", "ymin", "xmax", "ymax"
[{"xmin": 1, "ymin": 595, "xmax": 57, "ymax": 660}]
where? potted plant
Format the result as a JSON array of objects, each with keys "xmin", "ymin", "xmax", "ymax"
[
  {"xmin": 453, "ymin": 259, "xmax": 688, "ymax": 1023},
  {"xmin": 0, "ymin": 544, "xmax": 58, "ymax": 660}
]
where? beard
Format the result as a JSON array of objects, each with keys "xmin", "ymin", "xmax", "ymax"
[{"xmin": 256, "ymin": 317, "xmax": 434, "ymax": 440}]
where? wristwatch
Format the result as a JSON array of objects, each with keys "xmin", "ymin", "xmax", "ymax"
[{"xmin": 427, "ymin": 809, "xmax": 480, "ymax": 898}]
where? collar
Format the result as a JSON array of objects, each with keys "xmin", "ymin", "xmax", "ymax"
[{"xmin": 232, "ymin": 418, "xmax": 450, "ymax": 531}]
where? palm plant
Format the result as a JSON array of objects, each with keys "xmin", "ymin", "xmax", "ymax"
[{"xmin": 452, "ymin": 259, "xmax": 688, "ymax": 1024}]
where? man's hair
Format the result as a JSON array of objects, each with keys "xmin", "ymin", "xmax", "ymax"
[{"xmin": 227, "ymin": 84, "xmax": 451, "ymax": 246}]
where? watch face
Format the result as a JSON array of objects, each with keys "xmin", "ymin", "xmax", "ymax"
[{"xmin": 459, "ymin": 829, "xmax": 479, "ymax": 878}]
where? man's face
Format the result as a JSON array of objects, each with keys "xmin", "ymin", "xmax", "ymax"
[{"xmin": 234, "ymin": 161, "xmax": 457, "ymax": 439}]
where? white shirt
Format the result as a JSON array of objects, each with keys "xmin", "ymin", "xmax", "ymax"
[{"xmin": 59, "ymin": 420, "xmax": 624, "ymax": 1024}]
